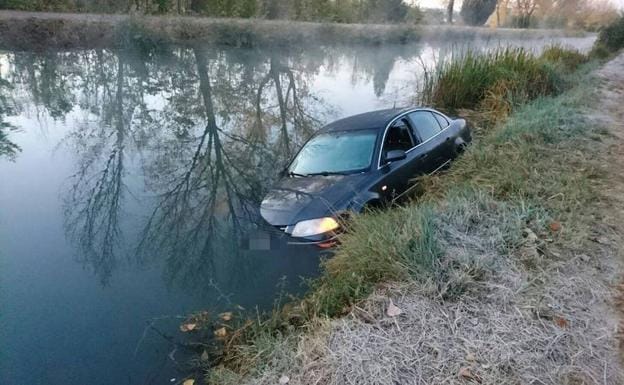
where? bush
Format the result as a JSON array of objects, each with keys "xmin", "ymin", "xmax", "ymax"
[
  {"xmin": 589, "ymin": 42, "xmax": 611, "ymax": 59},
  {"xmin": 595, "ymin": 14, "xmax": 624, "ymax": 52}
]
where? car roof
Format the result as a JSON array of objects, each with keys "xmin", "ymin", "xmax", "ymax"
[{"xmin": 319, "ymin": 107, "xmax": 416, "ymax": 133}]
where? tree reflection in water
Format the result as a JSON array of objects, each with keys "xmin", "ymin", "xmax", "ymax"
[
  {"xmin": 2, "ymin": 41, "xmax": 416, "ymax": 303},
  {"xmin": 0, "ymin": 61, "xmax": 20, "ymax": 161}
]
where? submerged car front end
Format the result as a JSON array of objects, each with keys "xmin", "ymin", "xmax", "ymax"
[{"xmin": 260, "ymin": 173, "xmax": 369, "ymax": 247}]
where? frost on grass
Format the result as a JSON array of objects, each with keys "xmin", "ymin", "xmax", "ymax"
[{"xmin": 243, "ymin": 192, "xmax": 622, "ymax": 385}]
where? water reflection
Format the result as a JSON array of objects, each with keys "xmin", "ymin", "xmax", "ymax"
[
  {"xmin": 4, "ymin": 44, "xmax": 339, "ymax": 291},
  {"xmin": 0, "ymin": 66, "xmax": 20, "ymax": 160}
]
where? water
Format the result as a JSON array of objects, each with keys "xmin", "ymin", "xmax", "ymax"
[{"xmin": 0, "ymin": 35, "xmax": 594, "ymax": 385}]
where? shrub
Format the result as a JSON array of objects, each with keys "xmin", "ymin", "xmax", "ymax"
[
  {"xmin": 589, "ymin": 42, "xmax": 611, "ymax": 59},
  {"xmin": 594, "ymin": 14, "xmax": 624, "ymax": 52}
]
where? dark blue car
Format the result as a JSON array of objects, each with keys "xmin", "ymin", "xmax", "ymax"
[{"xmin": 260, "ymin": 107, "xmax": 471, "ymax": 245}]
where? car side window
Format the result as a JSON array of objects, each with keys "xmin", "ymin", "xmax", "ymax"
[
  {"xmin": 382, "ymin": 118, "xmax": 415, "ymax": 160},
  {"xmin": 433, "ymin": 112, "xmax": 449, "ymax": 128},
  {"xmin": 408, "ymin": 111, "xmax": 441, "ymax": 142}
]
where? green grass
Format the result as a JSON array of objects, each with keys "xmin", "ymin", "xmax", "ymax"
[
  {"xmin": 419, "ymin": 46, "xmax": 588, "ymax": 125},
  {"xmin": 308, "ymin": 77, "xmax": 602, "ymax": 313},
  {"xmin": 304, "ymin": 205, "xmax": 441, "ymax": 317},
  {"xmin": 421, "ymin": 75, "xmax": 604, "ymax": 246}
]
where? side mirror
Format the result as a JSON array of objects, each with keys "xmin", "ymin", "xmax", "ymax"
[{"xmin": 384, "ymin": 150, "xmax": 407, "ymax": 163}]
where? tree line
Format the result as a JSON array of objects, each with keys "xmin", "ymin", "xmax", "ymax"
[
  {"xmin": 451, "ymin": 0, "xmax": 620, "ymax": 30},
  {"xmin": 0, "ymin": 0, "xmax": 423, "ymax": 23},
  {"xmin": 0, "ymin": 0, "xmax": 619, "ymax": 30}
]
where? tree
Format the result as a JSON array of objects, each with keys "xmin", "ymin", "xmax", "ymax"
[
  {"xmin": 447, "ymin": 0, "xmax": 455, "ymax": 24},
  {"xmin": 513, "ymin": 0, "xmax": 537, "ymax": 28},
  {"xmin": 0, "ymin": 76, "xmax": 20, "ymax": 161},
  {"xmin": 460, "ymin": 0, "xmax": 497, "ymax": 26}
]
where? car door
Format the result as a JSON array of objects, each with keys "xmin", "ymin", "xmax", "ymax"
[
  {"xmin": 431, "ymin": 111, "xmax": 457, "ymax": 159},
  {"xmin": 376, "ymin": 117, "xmax": 420, "ymax": 201},
  {"xmin": 407, "ymin": 110, "xmax": 450, "ymax": 173}
]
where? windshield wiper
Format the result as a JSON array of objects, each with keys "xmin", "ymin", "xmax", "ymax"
[
  {"xmin": 306, "ymin": 171, "xmax": 345, "ymax": 176},
  {"xmin": 288, "ymin": 171, "xmax": 309, "ymax": 178}
]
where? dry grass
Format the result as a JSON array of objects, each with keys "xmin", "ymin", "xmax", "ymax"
[{"xmin": 225, "ymin": 191, "xmax": 622, "ymax": 385}]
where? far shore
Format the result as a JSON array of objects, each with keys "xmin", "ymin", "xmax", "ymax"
[{"xmin": 0, "ymin": 10, "xmax": 588, "ymax": 50}]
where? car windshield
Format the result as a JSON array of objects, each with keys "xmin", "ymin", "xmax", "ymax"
[{"xmin": 288, "ymin": 130, "xmax": 378, "ymax": 176}]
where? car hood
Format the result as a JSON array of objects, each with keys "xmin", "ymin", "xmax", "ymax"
[{"xmin": 260, "ymin": 173, "xmax": 367, "ymax": 226}]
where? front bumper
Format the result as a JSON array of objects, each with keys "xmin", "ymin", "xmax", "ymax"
[{"xmin": 272, "ymin": 224, "xmax": 339, "ymax": 248}]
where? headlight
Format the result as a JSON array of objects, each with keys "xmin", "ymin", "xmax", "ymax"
[{"xmin": 291, "ymin": 217, "xmax": 339, "ymax": 237}]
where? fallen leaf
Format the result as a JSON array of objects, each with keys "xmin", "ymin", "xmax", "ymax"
[
  {"xmin": 458, "ymin": 367, "xmax": 482, "ymax": 383},
  {"xmin": 279, "ymin": 375, "xmax": 290, "ymax": 384},
  {"xmin": 214, "ymin": 327, "xmax": 228, "ymax": 338},
  {"xmin": 593, "ymin": 236, "xmax": 611, "ymax": 245},
  {"xmin": 219, "ymin": 312, "xmax": 233, "ymax": 321},
  {"xmin": 386, "ymin": 299, "xmax": 402, "ymax": 317},
  {"xmin": 182, "ymin": 379, "xmax": 195, "ymax": 385},
  {"xmin": 200, "ymin": 350, "xmax": 209, "ymax": 362},
  {"xmin": 465, "ymin": 352, "xmax": 476, "ymax": 362},
  {"xmin": 179, "ymin": 323, "xmax": 197, "ymax": 332},
  {"xmin": 549, "ymin": 221, "xmax": 562, "ymax": 232},
  {"xmin": 553, "ymin": 315, "xmax": 568, "ymax": 328}
]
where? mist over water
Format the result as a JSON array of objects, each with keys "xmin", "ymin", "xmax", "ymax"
[{"xmin": 0, "ymin": 34, "xmax": 595, "ymax": 385}]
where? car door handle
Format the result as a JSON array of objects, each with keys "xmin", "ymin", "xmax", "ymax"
[
  {"xmin": 445, "ymin": 137, "xmax": 451, "ymax": 141},
  {"xmin": 419, "ymin": 153, "xmax": 428, "ymax": 159}
]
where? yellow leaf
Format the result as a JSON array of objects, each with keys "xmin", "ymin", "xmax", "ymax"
[
  {"xmin": 182, "ymin": 379, "xmax": 195, "ymax": 385},
  {"xmin": 179, "ymin": 323, "xmax": 197, "ymax": 332},
  {"xmin": 214, "ymin": 327, "xmax": 228, "ymax": 338},
  {"xmin": 219, "ymin": 312, "xmax": 233, "ymax": 321}
]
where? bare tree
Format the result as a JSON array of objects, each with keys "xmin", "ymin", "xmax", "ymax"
[
  {"xmin": 515, "ymin": 0, "xmax": 537, "ymax": 27},
  {"xmin": 65, "ymin": 54, "xmax": 128, "ymax": 285}
]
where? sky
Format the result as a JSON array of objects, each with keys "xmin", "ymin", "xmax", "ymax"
[{"xmin": 411, "ymin": 0, "xmax": 624, "ymax": 10}]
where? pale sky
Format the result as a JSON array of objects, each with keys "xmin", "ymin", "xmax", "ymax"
[{"xmin": 409, "ymin": 0, "xmax": 624, "ymax": 10}]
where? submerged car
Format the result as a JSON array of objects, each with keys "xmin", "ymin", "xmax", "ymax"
[{"xmin": 260, "ymin": 107, "xmax": 471, "ymax": 245}]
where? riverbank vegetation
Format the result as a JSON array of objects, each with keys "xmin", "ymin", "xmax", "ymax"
[
  {"xmin": 0, "ymin": 11, "xmax": 587, "ymax": 51},
  {"xmin": 182, "ymin": 15, "xmax": 624, "ymax": 385},
  {"xmin": 0, "ymin": 0, "xmax": 422, "ymax": 24},
  {"xmin": 0, "ymin": 0, "xmax": 619, "ymax": 31}
]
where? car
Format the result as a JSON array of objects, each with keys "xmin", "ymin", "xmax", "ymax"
[{"xmin": 260, "ymin": 107, "xmax": 471, "ymax": 246}]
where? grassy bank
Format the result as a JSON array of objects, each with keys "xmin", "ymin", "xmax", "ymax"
[
  {"xmin": 0, "ymin": 10, "xmax": 587, "ymax": 50},
  {"xmin": 174, "ymin": 17, "xmax": 624, "ymax": 385}
]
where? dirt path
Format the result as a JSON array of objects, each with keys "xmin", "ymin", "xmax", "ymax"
[{"xmin": 594, "ymin": 53, "xmax": 624, "ymax": 364}]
